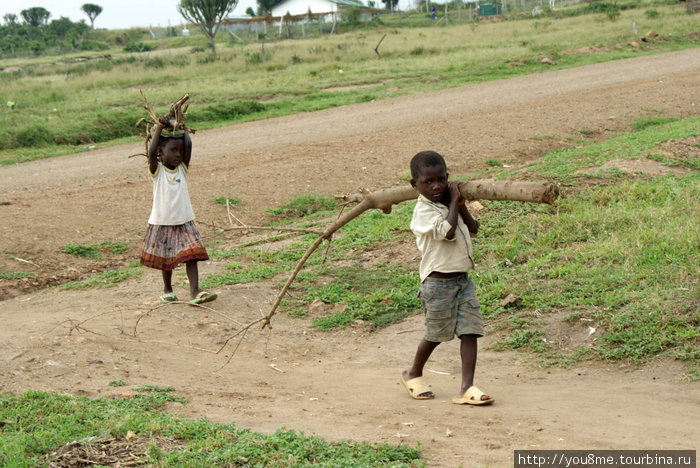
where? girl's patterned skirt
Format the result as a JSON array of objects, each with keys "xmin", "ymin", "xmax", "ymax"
[{"xmin": 140, "ymin": 221, "xmax": 209, "ymax": 271}]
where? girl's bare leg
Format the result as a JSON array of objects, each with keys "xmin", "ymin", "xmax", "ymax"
[
  {"xmin": 186, "ymin": 261, "xmax": 199, "ymax": 299},
  {"xmin": 162, "ymin": 270, "xmax": 173, "ymax": 294}
]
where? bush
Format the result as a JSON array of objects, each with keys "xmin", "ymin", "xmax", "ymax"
[
  {"xmin": 15, "ymin": 123, "xmax": 54, "ymax": 148},
  {"xmin": 190, "ymin": 101, "xmax": 266, "ymax": 122},
  {"xmin": 342, "ymin": 6, "xmax": 363, "ymax": 24},
  {"xmin": 123, "ymin": 41, "xmax": 153, "ymax": 52}
]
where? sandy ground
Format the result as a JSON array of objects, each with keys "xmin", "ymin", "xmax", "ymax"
[{"xmin": 1, "ymin": 49, "xmax": 699, "ymax": 466}]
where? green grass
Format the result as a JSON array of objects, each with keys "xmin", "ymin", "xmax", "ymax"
[
  {"xmin": 0, "ymin": 389, "xmax": 422, "ymax": 467},
  {"xmin": 0, "ymin": 272, "xmax": 36, "ymax": 280},
  {"xmin": 60, "ymin": 241, "xmax": 128, "ymax": 259},
  {"xmin": 267, "ymin": 194, "xmax": 339, "ymax": 218},
  {"xmin": 1, "ymin": 1, "xmax": 697, "ymax": 164},
  {"xmin": 525, "ymin": 115, "xmax": 700, "ymax": 181},
  {"xmin": 288, "ymin": 265, "xmax": 420, "ymax": 330},
  {"xmin": 60, "ymin": 262, "xmax": 143, "ymax": 290},
  {"xmin": 211, "ymin": 196, "xmax": 241, "ymax": 206}
]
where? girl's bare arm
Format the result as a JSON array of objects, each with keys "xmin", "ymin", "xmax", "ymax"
[
  {"xmin": 147, "ymin": 124, "xmax": 164, "ymax": 173},
  {"xmin": 183, "ymin": 130, "xmax": 192, "ymax": 167}
]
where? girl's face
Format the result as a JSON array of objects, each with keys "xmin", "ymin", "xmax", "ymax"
[
  {"xmin": 160, "ymin": 138, "xmax": 184, "ymax": 169},
  {"xmin": 411, "ymin": 164, "xmax": 448, "ymax": 203}
]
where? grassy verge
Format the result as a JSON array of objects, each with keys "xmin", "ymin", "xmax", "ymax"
[
  {"xmin": 0, "ymin": 389, "xmax": 422, "ymax": 467},
  {"xmin": 59, "ymin": 262, "xmax": 143, "ymax": 290},
  {"xmin": 1, "ymin": 2, "xmax": 697, "ymax": 164}
]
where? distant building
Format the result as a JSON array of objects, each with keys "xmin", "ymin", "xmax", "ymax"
[{"xmin": 271, "ymin": 0, "xmax": 365, "ymax": 17}]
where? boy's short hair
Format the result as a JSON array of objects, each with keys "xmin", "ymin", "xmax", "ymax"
[{"xmin": 410, "ymin": 150, "xmax": 447, "ymax": 179}]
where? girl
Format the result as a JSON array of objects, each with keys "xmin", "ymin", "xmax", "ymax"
[{"xmin": 140, "ymin": 122, "xmax": 217, "ymax": 305}]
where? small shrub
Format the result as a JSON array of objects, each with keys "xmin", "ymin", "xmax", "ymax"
[
  {"xmin": 60, "ymin": 241, "xmax": 127, "ymax": 259},
  {"xmin": 144, "ymin": 57, "xmax": 165, "ymax": 68},
  {"xmin": 196, "ymin": 53, "xmax": 218, "ymax": 65},
  {"xmin": 633, "ymin": 116, "xmax": 678, "ymax": 131},
  {"xmin": 605, "ymin": 6, "xmax": 621, "ymax": 22},
  {"xmin": 644, "ymin": 9, "xmax": 660, "ymax": 19},
  {"xmin": 61, "ymin": 243, "xmax": 101, "ymax": 259},
  {"xmin": 15, "ymin": 123, "xmax": 54, "ymax": 148},
  {"xmin": 123, "ymin": 41, "xmax": 153, "ymax": 52},
  {"xmin": 190, "ymin": 100, "xmax": 266, "ymax": 122},
  {"xmin": 0, "ymin": 272, "xmax": 36, "ymax": 280},
  {"xmin": 246, "ymin": 52, "xmax": 263, "ymax": 64},
  {"xmin": 101, "ymin": 241, "xmax": 127, "ymax": 255},
  {"xmin": 268, "ymin": 194, "xmax": 338, "ymax": 217},
  {"xmin": 212, "ymin": 196, "xmax": 241, "ymax": 206},
  {"xmin": 486, "ymin": 158, "xmax": 502, "ymax": 167}
]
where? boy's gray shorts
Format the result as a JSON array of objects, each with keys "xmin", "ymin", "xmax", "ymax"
[{"xmin": 418, "ymin": 273, "xmax": 484, "ymax": 342}]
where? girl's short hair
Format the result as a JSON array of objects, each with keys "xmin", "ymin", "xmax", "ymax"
[{"xmin": 410, "ymin": 150, "xmax": 446, "ymax": 179}]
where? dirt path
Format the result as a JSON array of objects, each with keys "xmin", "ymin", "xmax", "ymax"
[{"xmin": 1, "ymin": 49, "xmax": 699, "ymax": 466}]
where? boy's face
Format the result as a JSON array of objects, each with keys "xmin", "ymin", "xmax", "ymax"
[
  {"xmin": 411, "ymin": 165, "xmax": 448, "ymax": 203},
  {"xmin": 160, "ymin": 138, "xmax": 185, "ymax": 169}
]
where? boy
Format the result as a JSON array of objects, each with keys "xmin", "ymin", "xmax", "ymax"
[{"xmin": 401, "ymin": 150, "xmax": 493, "ymax": 405}]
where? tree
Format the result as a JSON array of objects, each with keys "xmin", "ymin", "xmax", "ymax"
[
  {"xmin": 381, "ymin": 0, "xmax": 399, "ymax": 10},
  {"xmin": 256, "ymin": 0, "xmax": 284, "ymax": 15},
  {"xmin": 3, "ymin": 13, "xmax": 18, "ymax": 25},
  {"xmin": 177, "ymin": 0, "xmax": 238, "ymax": 55},
  {"xmin": 21, "ymin": 7, "xmax": 51, "ymax": 29},
  {"xmin": 81, "ymin": 3, "xmax": 103, "ymax": 29}
]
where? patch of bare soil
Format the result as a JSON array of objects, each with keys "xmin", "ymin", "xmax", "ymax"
[{"xmin": 1, "ymin": 50, "xmax": 699, "ymax": 466}]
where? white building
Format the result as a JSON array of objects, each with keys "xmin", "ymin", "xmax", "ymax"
[{"xmin": 271, "ymin": 0, "xmax": 366, "ymax": 17}]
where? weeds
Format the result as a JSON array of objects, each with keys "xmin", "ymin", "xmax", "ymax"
[
  {"xmin": 0, "ymin": 272, "xmax": 36, "ymax": 280},
  {"xmin": 60, "ymin": 241, "xmax": 127, "ymax": 259},
  {"xmin": 0, "ymin": 390, "xmax": 423, "ymax": 466},
  {"xmin": 267, "ymin": 194, "xmax": 338, "ymax": 218},
  {"xmin": 60, "ymin": 263, "xmax": 142, "ymax": 290},
  {"xmin": 212, "ymin": 196, "xmax": 241, "ymax": 206}
]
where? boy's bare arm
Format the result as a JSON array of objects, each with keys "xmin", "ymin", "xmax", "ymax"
[
  {"xmin": 458, "ymin": 203, "xmax": 479, "ymax": 235},
  {"xmin": 183, "ymin": 130, "xmax": 192, "ymax": 167},
  {"xmin": 445, "ymin": 181, "xmax": 462, "ymax": 240},
  {"xmin": 147, "ymin": 123, "xmax": 164, "ymax": 173}
]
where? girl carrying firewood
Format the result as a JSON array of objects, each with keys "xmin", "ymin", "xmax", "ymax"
[{"xmin": 139, "ymin": 121, "xmax": 217, "ymax": 305}]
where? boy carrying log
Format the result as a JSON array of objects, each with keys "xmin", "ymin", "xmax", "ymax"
[{"xmin": 401, "ymin": 150, "xmax": 493, "ymax": 405}]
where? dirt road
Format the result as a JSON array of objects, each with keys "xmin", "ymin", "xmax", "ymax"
[{"xmin": 1, "ymin": 49, "xmax": 699, "ymax": 466}]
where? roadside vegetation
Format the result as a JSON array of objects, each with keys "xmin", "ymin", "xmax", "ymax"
[
  {"xmin": 0, "ymin": 388, "xmax": 422, "ymax": 466},
  {"xmin": 1, "ymin": 0, "xmax": 697, "ymax": 164}
]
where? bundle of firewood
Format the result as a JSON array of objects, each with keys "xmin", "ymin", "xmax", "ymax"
[{"xmin": 131, "ymin": 91, "xmax": 195, "ymax": 158}]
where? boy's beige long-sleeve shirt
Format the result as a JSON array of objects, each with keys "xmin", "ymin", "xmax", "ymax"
[{"xmin": 410, "ymin": 194, "xmax": 475, "ymax": 282}]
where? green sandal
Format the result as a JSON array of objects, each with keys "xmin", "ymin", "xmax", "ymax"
[
  {"xmin": 190, "ymin": 291, "xmax": 217, "ymax": 305},
  {"xmin": 160, "ymin": 292, "xmax": 178, "ymax": 303}
]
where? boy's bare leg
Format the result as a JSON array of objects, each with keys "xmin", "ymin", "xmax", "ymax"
[
  {"xmin": 459, "ymin": 334, "xmax": 490, "ymax": 401},
  {"xmin": 403, "ymin": 339, "xmax": 440, "ymax": 397},
  {"xmin": 185, "ymin": 261, "xmax": 199, "ymax": 299},
  {"xmin": 162, "ymin": 270, "xmax": 173, "ymax": 294}
]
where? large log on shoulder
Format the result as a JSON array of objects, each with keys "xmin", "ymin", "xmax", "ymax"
[
  {"xmin": 261, "ymin": 179, "xmax": 559, "ymax": 328},
  {"xmin": 338, "ymin": 179, "xmax": 559, "ymax": 214}
]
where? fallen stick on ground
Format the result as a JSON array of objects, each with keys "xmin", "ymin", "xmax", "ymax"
[{"xmin": 260, "ymin": 179, "xmax": 559, "ymax": 329}]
